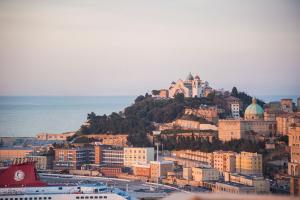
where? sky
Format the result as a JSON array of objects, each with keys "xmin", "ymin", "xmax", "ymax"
[{"xmin": 0, "ymin": 0, "xmax": 299, "ymax": 96}]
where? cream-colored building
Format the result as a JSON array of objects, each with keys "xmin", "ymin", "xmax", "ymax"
[
  {"xmin": 192, "ymin": 167, "xmax": 219, "ymax": 181},
  {"xmin": 0, "ymin": 147, "xmax": 33, "ymax": 161},
  {"xmin": 172, "ymin": 150, "xmax": 213, "ymax": 167},
  {"xmin": 36, "ymin": 132, "xmax": 75, "ymax": 141},
  {"xmin": 124, "ymin": 147, "xmax": 154, "ymax": 167},
  {"xmin": 184, "ymin": 106, "xmax": 219, "ymax": 123},
  {"xmin": 183, "ymin": 167, "xmax": 192, "ymax": 180},
  {"xmin": 236, "ymin": 152, "xmax": 262, "ymax": 175},
  {"xmin": 288, "ymin": 123, "xmax": 300, "ymax": 196},
  {"xmin": 218, "ymin": 98, "xmax": 276, "ymax": 142},
  {"xmin": 150, "ymin": 161, "xmax": 173, "ymax": 179},
  {"xmin": 281, "ymin": 99, "xmax": 294, "ymax": 113},
  {"xmin": 13, "ymin": 155, "xmax": 53, "ymax": 170},
  {"xmin": 213, "ymin": 151, "xmax": 237, "ymax": 174},
  {"xmin": 224, "ymin": 172, "xmax": 270, "ymax": 193},
  {"xmin": 213, "ymin": 182, "xmax": 255, "ymax": 194},
  {"xmin": 276, "ymin": 113, "xmax": 300, "ymax": 135}
]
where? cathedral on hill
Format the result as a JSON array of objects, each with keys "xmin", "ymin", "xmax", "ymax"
[{"xmin": 168, "ymin": 72, "xmax": 211, "ymax": 98}]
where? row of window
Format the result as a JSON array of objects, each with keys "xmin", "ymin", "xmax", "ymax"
[
  {"xmin": 75, "ymin": 196, "xmax": 107, "ymax": 199},
  {"xmin": 1, "ymin": 196, "xmax": 108, "ymax": 200},
  {"xmin": 1, "ymin": 197, "xmax": 51, "ymax": 200}
]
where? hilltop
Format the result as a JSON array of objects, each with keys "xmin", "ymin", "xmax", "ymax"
[{"xmin": 72, "ymin": 87, "xmax": 264, "ymax": 147}]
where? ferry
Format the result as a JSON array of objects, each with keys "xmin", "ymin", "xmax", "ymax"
[{"xmin": 0, "ymin": 163, "xmax": 131, "ymax": 200}]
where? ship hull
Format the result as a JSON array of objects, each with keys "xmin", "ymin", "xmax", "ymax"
[{"xmin": 0, "ymin": 193, "xmax": 126, "ymax": 200}]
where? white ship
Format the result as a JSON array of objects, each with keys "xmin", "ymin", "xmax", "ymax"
[{"xmin": 0, "ymin": 163, "xmax": 131, "ymax": 200}]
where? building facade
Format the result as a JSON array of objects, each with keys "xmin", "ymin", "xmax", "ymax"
[
  {"xmin": 192, "ymin": 167, "xmax": 219, "ymax": 181},
  {"xmin": 281, "ymin": 99, "xmax": 294, "ymax": 113},
  {"xmin": 236, "ymin": 152, "xmax": 262, "ymax": 175},
  {"xmin": 150, "ymin": 161, "xmax": 173, "ymax": 179},
  {"xmin": 168, "ymin": 73, "xmax": 210, "ymax": 98},
  {"xmin": 224, "ymin": 172, "xmax": 270, "ymax": 194},
  {"xmin": 123, "ymin": 147, "xmax": 154, "ymax": 167},
  {"xmin": 219, "ymin": 98, "xmax": 276, "ymax": 142},
  {"xmin": 36, "ymin": 132, "xmax": 75, "ymax": 141},
  {"xmin": 0, "ymin": 148, "xmax": 33, "ymax": 161},
  {"xmin": 213, "ymin": 151, "xmax": 237, "ymax": 174},
  {"xmin": 213, "ymin": 182, "xmax": 255, "ymax": 194},
  {"xmin": 288, "ymin": 123, "xmax": 300, "ymax": 196},
  {"xmin": 53, "ymin": 147, "xmax": 93, "ymax": 170},
  {"xmin": 94, "ymin": 145, "xmax": 124, "ymax": 166}
]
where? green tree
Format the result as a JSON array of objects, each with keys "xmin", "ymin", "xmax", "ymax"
[
  {"xmin": 174, "ymin": 93, "xmax": 184, "ymax": 103},
  {"xmin": 231, "ymin": 87, "xmax": 238, "ymax": 97},
  {"xmin": 152, "ymin": 90, "xmax": 160, "ymax": 96}
]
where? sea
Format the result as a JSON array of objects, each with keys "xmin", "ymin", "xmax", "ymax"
[
  {"xmin": 0, "ymin": 96, "xmax": 136, "ymax": 137},
  {"xmin": 0, "ymin": 95, "xmax": 298, "ymax": 137}
]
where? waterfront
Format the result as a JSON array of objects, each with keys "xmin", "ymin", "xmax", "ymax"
[
  {"xmin": 0, "ymin": 96, "xmax": 135, "ymax": 137},
  {"xmin": 0, "ymin": 95, "xmax": 298, "ymax": 137}
]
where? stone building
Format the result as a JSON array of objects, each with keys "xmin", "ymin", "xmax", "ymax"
[
  {"xmin": 288, "ymin": 123, "xmax": 300, "ymax": 196},
  {"xmin": 281, "ymin": 99, "xmax": 294, "ymax": 113},
  {"xmin": 184, "ymin": 106, "xmax": 219, "ymax": 123},
  {"xmin": 236, "ymin": 152, "xmax": 262, "ymax": 175},
  {"xmin": 192, "ymin": 167, "xmax": 219, "ymax": 181},
  {"xmin": 213, "ymin": 151, "xmax": 237, "ymax": 174},
  {"xmin": 224, "ymin": 172, "xmax": 270, "ymax": 193},
  {"xmin": 276, "ymin": 113, "xmax": 300, "ymax": 135},
  {"xmin": 218, "ymin": 98, "xmax": 276, "ymax": 142},
  {"xmin": 213, "ymin": 181, "xmax": 255, "ymax": 194}
]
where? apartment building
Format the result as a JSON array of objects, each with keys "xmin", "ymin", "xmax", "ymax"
[
  {"xmin": 150, "ymin": 161, "xmax": 173, "ymax": 179},
  {"xmin": 124, "ymin": 147, "xmax": 154, "ymax": 167},
  {"xmin": 192, "ymin": 167, "xmax": 219, "ymax": 182},
  {"xmin": 236, "ymin": 152, "xmax": 262, "ymax": 175},
  {"xmin": 288, "ymin": 123, "xmax": 300, "ymax": 196},
  {"xmin": 213, "ymin": 181, "xmax": 255, "ymax": 194},
  {"xmin": 94, "ymin": 145, "xmax": 123, "ymax": 166},
  {"xmin": 53, "ymin": 147, "xmax": 93, "ymax": 170},
  {"xmin": 213, "ymin": 151, "xmax": 237, "ymax": 174},
  {"xmin": 224, "ymin": 172, "xmax": 270, "ymax": 193}
]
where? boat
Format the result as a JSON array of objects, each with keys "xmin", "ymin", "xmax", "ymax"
[{"xmin": 0, "ymin": 162, "xmax": 131, "ymax": 200}]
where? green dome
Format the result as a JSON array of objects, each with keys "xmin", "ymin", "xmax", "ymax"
[{"xmin": 244, "ymin": 98, "xmax": 264, "ymax": 119}]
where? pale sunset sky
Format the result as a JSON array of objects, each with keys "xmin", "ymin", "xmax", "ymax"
[{"xmin": 0, "ymin": 0, "xmax": 299, "ymax": 96}]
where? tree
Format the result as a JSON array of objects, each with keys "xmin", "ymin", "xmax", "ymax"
[
  {"xmin": 231, "ymin": 87, "xmax": 238, "ymax": 97},
  {"xmin": 174, "ymin": 93, "xmax": 184, "ymax": 103},
  {"xmin": 152, "ymin": 90, "xmax": 160, "ymax": 96}
]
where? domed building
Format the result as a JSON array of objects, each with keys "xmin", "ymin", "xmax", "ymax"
[
  {"xmin": 168, "ymin": 72, "xmax": 210, "ymax": 98},
  {"xmin": 219, "ymin": 97, "xmax": 277, "ymax": 142},
  {"xmin": 244, "ymin": 98, "xmax": 264, "ymax": 120}
]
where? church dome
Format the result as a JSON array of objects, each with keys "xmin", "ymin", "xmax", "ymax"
[
  {"xmin": 194, "ymin": 75, "xmax": 200, "ymax": 80},
  {"xmin": 186, "ymin": 72, "xmax": 194, "ymax": 81},
  {"xmin": 244, "ymin": 98, "xmax": 264, "ymax": 120}
]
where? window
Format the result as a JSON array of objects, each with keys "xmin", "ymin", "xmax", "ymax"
[
  {"xmin": 85, "ymin": 197, "xmax": 88, "ymax": 199},
  {"xmin": 94, "ymin": 197, "xmax": 98, "ymax": 199},
  {"xmin": 90, "ymin": 197, "xmax": 93, "ymax": 199},
  {"xmin": 48, "ymin": 198, "xmax": 51, "ymax": 200},
  {"xmin": 59, "ymin": 187, "xmax": 62, "ymax": 190},
  {"xmin": 81, "ymin": 197, "xmax": 84, "ymax": 199},
  {"xmin": 76, "ymin": 197, "xmax": 79, "ymax": 199},
  {"xmin": 39, "ymin": 198, "xmax": 42, "ymax": 200},
  {"xmin": 44, "ymin": 198, "xmax": 47, "ymax": 200}
]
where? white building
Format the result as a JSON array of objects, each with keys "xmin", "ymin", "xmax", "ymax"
[
  {"xmin": 168, "ymin": 73, "xmax": 210, "ymax": 98},
  {"xmin": 123, "ymin": 147, "xmax": 155, "ymax": 167},
  {"xmin": 231, "ymin": 103, "xmax": 240, "ymax": 118}
]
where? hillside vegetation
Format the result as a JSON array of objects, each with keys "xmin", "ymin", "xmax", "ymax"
[{"xmin": 76, "ymin": 87, "xmax": 264, "ymax": 147}]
